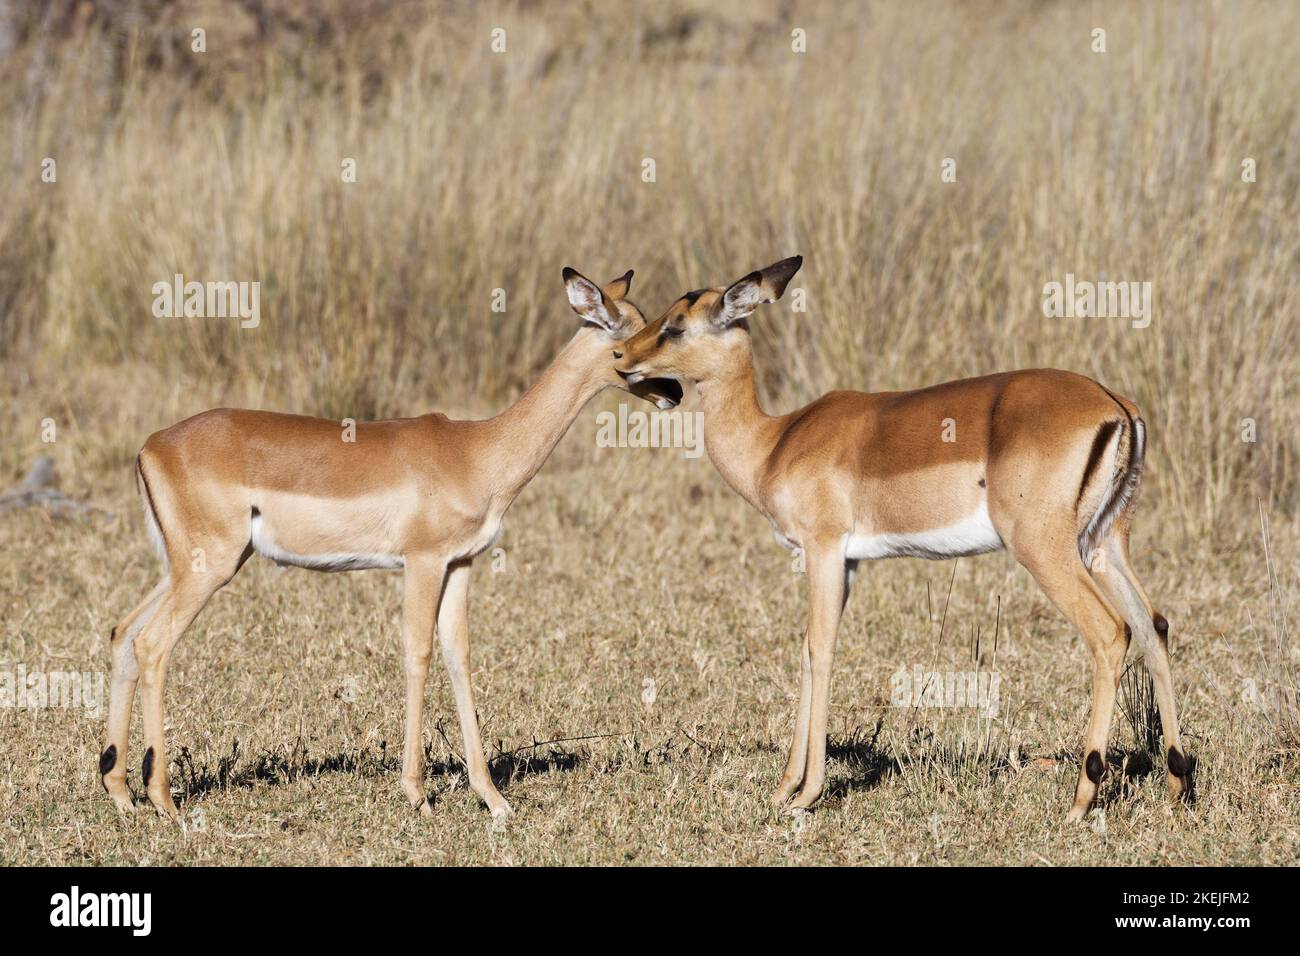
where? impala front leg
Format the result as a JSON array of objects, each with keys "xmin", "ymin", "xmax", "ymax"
[
  {"xmin": 399, "ymin": 555, "xmax": 442, "ymax": 815},
  {"xmin": 787, "ymin": 542, "xmax": 847, "ymax": 811},
  {"xmin": 437, "ymin": 558, "xmax": 512, "ymax": 818},
  {"xmin": 771, "ymin": 639, "xmax": 814, "ymax": 807}
]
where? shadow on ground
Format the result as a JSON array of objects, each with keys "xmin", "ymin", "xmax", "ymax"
[{"xmin": 134, "ymin": 734, "xmax": 589, "ymax": 810}]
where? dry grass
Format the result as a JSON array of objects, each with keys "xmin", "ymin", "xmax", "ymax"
[
  {"xmin": 3, "ymin": 432, "xmax": 1299, "ymax": 865},
  {"xmin": 1, "ymin": 0, "xmax": 1298, "ymax": 864}
]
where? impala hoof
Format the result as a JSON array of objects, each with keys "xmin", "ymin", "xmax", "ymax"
[
  {"xmin": 103, "ymin": 782, "xmax": 136, "ymax": 816},
  {"xmin": 401, "ymin": 778, "xmax": 432, "ymax": 816},
  {"xmin": 150, "ymin": 796, "xmax": 181, "ymax": 823},
  {"xmin": 101, "ymin": 747, "xmax": 137, "ymax": 814},
  {"xmin": 787, "ymin": 787, "xmax": 823, "ymax": 811},
  {"xmin": 769, "ymin": 783, "xmax": 798, "ymax": 808}
]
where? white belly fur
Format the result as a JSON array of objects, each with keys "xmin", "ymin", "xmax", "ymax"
[
  {"xmin": 250, "ymin": 513, "xmax": 404, "ymax": 571},
  {"xmin": 845, "ymin": 502, "xmax": 1004, "ymax": 561}
]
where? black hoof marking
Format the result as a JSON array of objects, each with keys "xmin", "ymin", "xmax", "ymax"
[
  {"xmin": 109, "ymin": 626, "xmax": 118, "ymax": 644},
  {"xmin": 99, "ymin": 745, "xmax": 117, "ymax": 775},
  {"xmin": 1085, "ymin": 750, "xmax": 1105, "ymax": 785},
  {"xmin": 142, "ymin": 747, "xmax": 155, "ymax": 787},
  {"xmin": 1167, "ymin": 746, "xmax": 1191, "ymax": 778}
]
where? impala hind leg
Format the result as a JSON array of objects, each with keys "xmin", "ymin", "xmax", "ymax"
[
  {"xmin": 1092, "ymin": 530, "xmax": 1192, "ymax": 806},
  {"xmin": 101, "ymin": 579, "xmax": 168, "ymax": 813},
  {"xmin": 398, "ymin": 555, "xmax": 442, "ymax": 815},
  {"xmin": 436, "ymin": 559, "xmax": 511, "ymax": 818},
  {"xmin": 135, "ymin": 548, "xmax": 246, "ymax": 820},
  {"xmin": 1014, "ymin": 543, "xmax": 1129, "ymax": 822}
]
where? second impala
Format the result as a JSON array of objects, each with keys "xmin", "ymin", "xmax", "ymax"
[{"xmin": 614, "ymin": 256, "xmax": 1192, "ymax": 821}]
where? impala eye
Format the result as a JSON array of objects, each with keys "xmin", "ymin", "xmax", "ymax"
[{"xmin": 663, "ymin": 325, "xmax": 685, "ymax": 338}]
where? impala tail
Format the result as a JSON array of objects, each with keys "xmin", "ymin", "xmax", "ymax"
[
  {"xmin": 1078, "ymin": 414, "xmax": 1145, "ymax": 566},
  {"xmin": 135, "ymin": 454, "xmax": 170, "ymax": 571}
]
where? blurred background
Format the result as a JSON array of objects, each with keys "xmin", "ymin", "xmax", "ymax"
[{"xmin": 1, "ymin": 0, "xmax": 1297, "ymax": 542}]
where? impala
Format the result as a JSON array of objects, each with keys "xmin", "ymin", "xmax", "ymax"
[
  {"xmin": 614, "ymin": 256, "xmax": 1192, "ymax": 819},
  {"xmin": 101, "ymin": 267, "xmax": 682, "ymax": 821}
]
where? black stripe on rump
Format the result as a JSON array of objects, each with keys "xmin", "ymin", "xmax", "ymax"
[{"xmin": 1077, "ymin": 420, "xmax": 1121, "ymax": 507}]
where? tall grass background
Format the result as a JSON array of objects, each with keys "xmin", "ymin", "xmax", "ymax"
[{"xmin": 2, "ymin": 0, "xmax": 1297, "ymax": 548}]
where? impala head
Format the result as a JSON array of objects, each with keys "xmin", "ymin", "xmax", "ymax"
[
  {"xmin": 613, "ymin": 256, "xmax": 802, "ymax": 389},
  {"xmin": 562, "ymin": 266, "xmax": 684, "ymax": 409}
]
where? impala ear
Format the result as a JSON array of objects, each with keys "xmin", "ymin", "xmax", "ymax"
[
  {"xmin": 716, "ymin": 255, "xmax": 803, "ymax": 327},
  {"xmin": 563, "ymin": 266, "xmax": 628, "ymax": 333},
  {"xmin": 601, "ymin": 269, "xmax": 634, "ymax": 302}
]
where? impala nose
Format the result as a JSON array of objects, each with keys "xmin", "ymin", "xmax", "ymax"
[{"xmin": 612, "ymin": 349, "xmax": 623, "ymax": 359}]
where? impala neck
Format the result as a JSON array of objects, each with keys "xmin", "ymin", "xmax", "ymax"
[
  {"xmin": 695, "ymin": 339, "xmax": 781, "ymax": 510},
  {"xmin": 476, "ymin": 330, "xmax": 605, "ymax": 502}
]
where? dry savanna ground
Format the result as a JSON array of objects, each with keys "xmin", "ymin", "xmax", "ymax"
[
  {"xmin": 3, "ymin": 420, "xmax": 1299, "ymax": 866},
  {"xmin": 1, "ymin": 1, "xmax": 1298, "ymax": 865}
]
